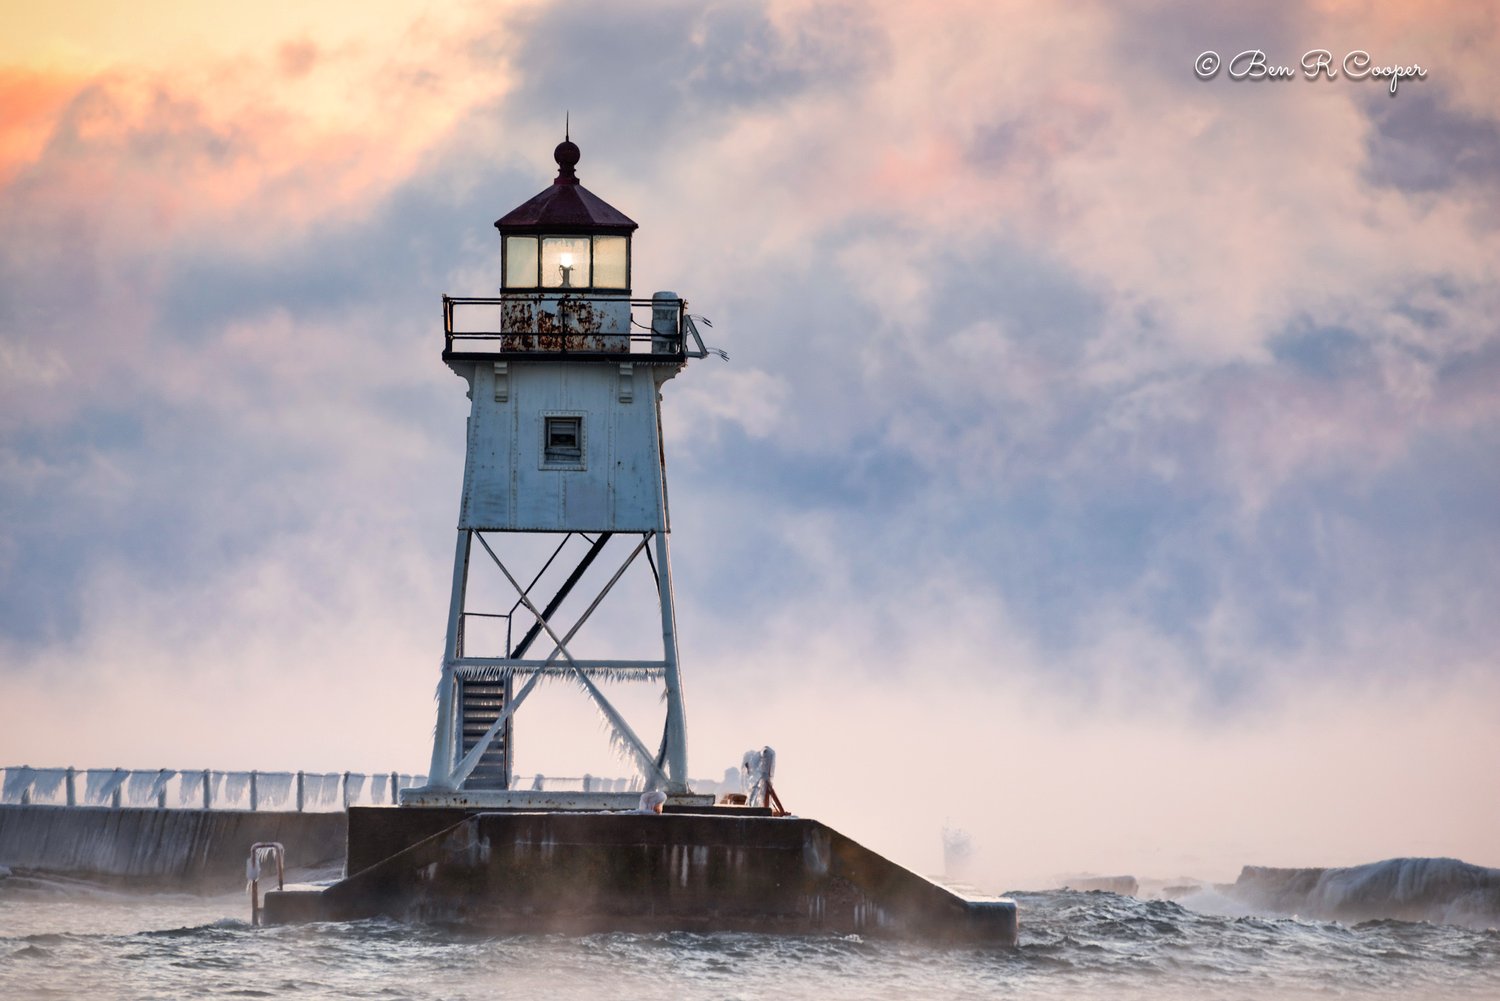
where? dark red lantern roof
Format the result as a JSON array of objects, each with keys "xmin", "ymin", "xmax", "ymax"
[{"xmin": 494, "ymin": 140, "xmax": 638, "ymax": 235}]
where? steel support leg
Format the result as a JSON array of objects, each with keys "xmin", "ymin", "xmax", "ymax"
[
  {"xmin": 654, "ymin": 530, "xmax": 689, "ymax": 793},
  {"xmin": 427, "ymin": 529, "xmax": 471, "ymax": 789}
]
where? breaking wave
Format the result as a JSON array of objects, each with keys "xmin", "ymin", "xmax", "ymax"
[{"xmin": 1224, "ymin": 857, "xmax": 1500, "ymax": 930}]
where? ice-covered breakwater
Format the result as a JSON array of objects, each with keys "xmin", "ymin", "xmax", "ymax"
[
  {"xmin": 0, "ymin": 766, "xmax": 744, "ymax": 891},
  {"xmin": 1, "ymin": 765, "xmax": 425, "ymax": 811},
  {"xmin": 0, "ymin": 764, "xmax": 426, "ymax": 890},
  {"xmin": 1229, "ymin": 857, "xmax": 1500, "ymax": 929},
  {"xmin": 1, "ymin": 766, "xmax": 737, "ymax": 810},
  {"xmin": 0, "ymin": 804, "xmax": 346, "ymax": 890}
]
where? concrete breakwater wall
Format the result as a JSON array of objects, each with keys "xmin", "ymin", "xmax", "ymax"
[
  {"xmin": 268, "ymin": 810, "xmax": 1019, "ymax": 944},
  {"xmin": 0, "ymin": 804, "xmax": 347, "ymax": 891}
]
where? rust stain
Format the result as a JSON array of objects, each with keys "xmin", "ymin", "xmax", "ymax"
[{"xmin": 501, "ymin": 296, "xmax": 624, "ymax": 352}]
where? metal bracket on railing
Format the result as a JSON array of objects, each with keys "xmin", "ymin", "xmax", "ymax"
[{"xmin": 247, "ymin": 841, "xmax": 285, "ymax": 927}]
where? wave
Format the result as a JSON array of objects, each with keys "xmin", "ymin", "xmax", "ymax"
[{"xmin": 1225, "ymin": 857, "xmax": 1500, "ymax": 930}]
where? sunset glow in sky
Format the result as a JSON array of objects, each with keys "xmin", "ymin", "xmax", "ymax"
[{"xmin": 3, "ymin": 1, "xmax": 1498, "ymax": 886}]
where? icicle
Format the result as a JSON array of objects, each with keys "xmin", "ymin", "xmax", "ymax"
[
  {"xmin": 30, "ymin": 768, "xmax": 66, "ymax": 803},
  {"xmin": 457, "ymin": 663, "xmax": 660, "ymax": 684},
  {"xmin": 85, "ymin": 768, "xmax": 127, "ymax": 805},
  {"xmin": 370, "ymin": 773, "xmax": 388, "ymax": 805},
  {"xmin": 258, "ymin": 772, "xmax": 293, "ymax": 809},
  {"xmin": 559, "ymin": 670, "xmax": 664, "ymax": 784},
  {"xmin": 302, "ymin": 773, "xmax": 325, "ymax": 808},
  {"xmin": 2, "ymin": 766, "xmax": 35, "ymax": 803},
  {"xmin": 125, "ymin": 771, "xmax": 156, "ymax": 807},
  {"xmin": 345, "ymin": 773, "xmax": 367, "ymax": 806},
  {"xmin": 223, "ymin": 771, "xmax": 250, "ymax": 808},
  {"xmin": 144, "ymin": 770, "xmax": 176, "ymax": 804},
  {"xmin": 304, "ymin": 773, "xmax": 337, "ymax": 809},
  {"xmin": 179, "ymin": 771, "xmax": 205, "ymax": 807}
]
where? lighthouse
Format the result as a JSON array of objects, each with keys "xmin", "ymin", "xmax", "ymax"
[
  {"xmin": 407, "ymin": 137, "xmax": 710, "ymax": 806},
  {"xmin": 265, "ymin": 141, "xmax": 1018, "ymax": 944}
]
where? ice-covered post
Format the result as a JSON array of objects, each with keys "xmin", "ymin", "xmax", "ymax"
[
  {"xmin": 202, "ymin": 769, "xmax": 212, "ymax": 810},
  {"xmin": 389, "ymin": 771, "xmax": 398, "ymax": 804},
  {"xmin": 111, "ymin": 774, "xmax": 122, "ymax": 809},
  {"xmin": 296, "ymin": 771, "xmax": 305, "ymax": 812},
  {"xmin": 157, "ymin": 769, "xmax": 167, "ymax": 809},
  {"xmin": 342, "ymin": 770, "xmax": 352, "ymax": 808},
  {"xmin": 65, "ymin": 767, "xmax": 76, "ymax": 807},
  {"xmin": 250, "ymin": 771, "xmax": 259, "ymax": 812}
]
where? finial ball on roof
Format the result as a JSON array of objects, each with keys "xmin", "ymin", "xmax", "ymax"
[{"xmin": 554, "ymin": 140, "xmax": 581, "ymax": 170}]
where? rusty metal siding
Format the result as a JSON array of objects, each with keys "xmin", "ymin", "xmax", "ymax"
[{"xmin": 499, "ymin": 295, "xmax": 629, "ymax": 352}]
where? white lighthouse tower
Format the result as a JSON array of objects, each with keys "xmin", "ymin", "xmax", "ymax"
[{"xmin": 407, "ymin": 137, "xmax": 710, "ymax": 807}]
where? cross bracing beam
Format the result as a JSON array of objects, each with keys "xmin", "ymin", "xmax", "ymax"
[
  {"xmin": 506, "ymin": 531, "xmax": 613, "ymax": 659},
  {"xmin": 476, "ymin": 535, "xmax": 671, "ymax": 790},
  {"xmin": 455, "ymin": 660, "xmax": 667, "ymax": 680},
  {"xmin": 472, "ymin": 531, "xmax": 654, "ymax": 669},
  {"xmin": 522, "ymin": 534, "xmax": 653, "ymax": 664},
  {"xmin": 433, "ymin": 527, "xmax": 679, "ymax": 793},
  {"xmin": 448, "ymin": 533, "xmax": 660, "ymax": 785}
]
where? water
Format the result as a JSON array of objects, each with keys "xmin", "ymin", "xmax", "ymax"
[{"xmin": 3, "ymin": 877, "xmax": 1498, "ymax": 1000}]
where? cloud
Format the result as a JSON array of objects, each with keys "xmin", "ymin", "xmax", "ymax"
[{"xmin": 0, "ymin": 67, "xmax": 84, "ymax": 184}]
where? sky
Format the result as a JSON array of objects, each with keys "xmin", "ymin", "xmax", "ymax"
[{"xmin": 2, "ymin": 0, "xmax": 1498, "ymax": 887}]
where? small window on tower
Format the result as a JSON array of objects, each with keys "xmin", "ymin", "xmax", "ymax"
[{"xmin": 543, "ymin": 415, "xmax": 584, "ymax": 468}]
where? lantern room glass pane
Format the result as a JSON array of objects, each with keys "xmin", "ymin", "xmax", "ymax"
[
  {"xmin": 504, "ymin": 236, "xmax": 538, "ymax": 288},
  {"xmin": 541, "ymin": 236, "xmax": 591, "ymax": 289},
  {"xmin": 593, "ymin": 236, "xmax": 628, "ymax": 289}
]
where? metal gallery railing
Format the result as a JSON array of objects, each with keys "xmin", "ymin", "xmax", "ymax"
[
  {"xmin": 0, "ymin": 766, "xmax": 425, "ymax": 812},
  {"xmin": 442, "ymin": 295, "xmax": 709, "ymax": 358},
  {"xmin": 2, "ymin": 765, "xmax": 749, "ymax": 808}
]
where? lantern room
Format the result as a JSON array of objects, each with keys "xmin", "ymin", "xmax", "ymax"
[
  {"xmin": 441, "ymin": 136, "xmax": 708, "ymax": 360},
  {"xmin": 496, "ymin": 138, "xmax": 637, "ymax": 293}
]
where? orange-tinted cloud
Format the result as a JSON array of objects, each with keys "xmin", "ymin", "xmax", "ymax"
[{"xmin": 0, "ymin": 67, "xmax": 84, "ymax": 184}]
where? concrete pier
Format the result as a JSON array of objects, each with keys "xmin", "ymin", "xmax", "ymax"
[
  {"xmin": 0, "ymin": 804, "xmax": 346, "ymax": 891},
  {"xmin": 264, "ymin": 808, "xmax": 1018, "ymax": 944}
]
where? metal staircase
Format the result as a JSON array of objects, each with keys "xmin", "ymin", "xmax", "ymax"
[{"xmin": 459, "ymin": 678, "xmax": 513, "ymax": 789}]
